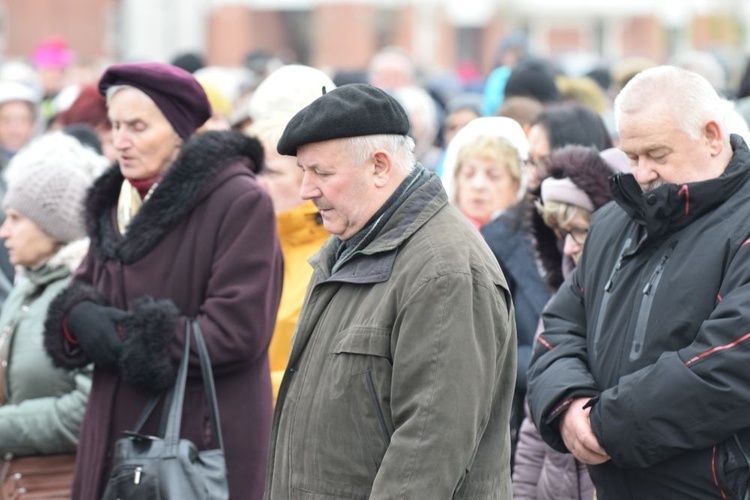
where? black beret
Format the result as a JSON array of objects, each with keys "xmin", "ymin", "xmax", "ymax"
[
  {"xmin": 277, "ymin": 83, "xmax": 409, "ymax": 156},
  {"xmin": 98, "ymin": 62, "xmax": 211, "ymax": 140}
]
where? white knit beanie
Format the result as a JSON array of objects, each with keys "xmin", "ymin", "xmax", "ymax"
[
  {"xmin": 3, "ymin": 132, "xmax": 107, "ymax": 243},
  {"xmin": 247, "ymin": 64, "xmax": 336, "ymax": 124},
  {"xmin": 440, "ymin": 116, "xmax": 529, "ymax": 203}
]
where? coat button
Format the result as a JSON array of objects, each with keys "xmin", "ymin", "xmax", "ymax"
[{"xmin": 646, "ymin": 194, "xmax": 657, "ymax": 205}]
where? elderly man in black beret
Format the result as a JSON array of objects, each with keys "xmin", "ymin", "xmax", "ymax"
[{"xmin": 264, "ymin": 83, "xmax": 517, "ymax": 499}]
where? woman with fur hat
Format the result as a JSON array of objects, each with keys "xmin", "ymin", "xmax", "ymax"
[
  {"xmin": 42, "ymin": 62, "xmax": 283, "ymax": 499},
  {"xmin": 0, "ymin": 132, "xmax": 105, "ymax": 498},
  {"xmin": 513, "ymin": 145, "xmax": 624, "ymax": 500}
]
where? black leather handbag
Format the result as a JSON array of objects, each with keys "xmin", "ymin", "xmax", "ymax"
[{"xmin": 101, "ymin": 320, "xmax": 228, "ymax": 500}]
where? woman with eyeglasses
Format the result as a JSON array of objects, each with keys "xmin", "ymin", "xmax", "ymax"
[{"xmin": 513, "ymin": 144, "xmax": 627, "ymax": 500}]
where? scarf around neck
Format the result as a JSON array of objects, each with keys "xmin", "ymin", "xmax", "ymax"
[{"xmin": 117, "ymin": 177, "xmax": 160, "ymax": 235}]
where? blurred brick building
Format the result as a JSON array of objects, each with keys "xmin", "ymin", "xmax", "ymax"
[{"xmin": 0, "ymin": 0, "xmax": 745, "ymax": 80}]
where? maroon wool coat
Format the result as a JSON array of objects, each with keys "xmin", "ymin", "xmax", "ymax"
[{"xmin": 44, "ymin": 132, "xmax": 283, "ymax": 500}]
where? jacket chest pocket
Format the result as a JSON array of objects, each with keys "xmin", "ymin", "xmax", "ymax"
[
  {"xmin": 330, "ymin": 327, "xmax": 393, "ymax": 467},
  {"xmin": 331, "ymin": 327, "xmax": 392, "ymax": 370}
]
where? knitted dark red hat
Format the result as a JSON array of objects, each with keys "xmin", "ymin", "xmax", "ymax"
[
  {"xmin": 57, "ymin": 84, "xmax": 109, "ymax": 129},
  {"xmin": 98, "ymin": 62, "xmax": 211, "ymax": 139}
]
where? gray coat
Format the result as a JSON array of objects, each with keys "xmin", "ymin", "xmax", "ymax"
[
  {"xmin": 265, "ymin": 174, "xmax": 517, "ymax": 499},
  {"xmin": 0, "ymin": 240, "xmax": 91, "ymax": 456},
  {"xmin": 513, "ymin": 412, "xmax": 594, "ymax": 500}
]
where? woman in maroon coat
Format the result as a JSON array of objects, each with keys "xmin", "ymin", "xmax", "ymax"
[{"xmin": 43, "ymin": 62, "xmax": 283, "ymax": 499}]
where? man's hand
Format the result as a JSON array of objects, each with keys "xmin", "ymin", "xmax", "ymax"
[{"xmin": 559, "ymin": 397, "xmax": 611, "ymax": 465}]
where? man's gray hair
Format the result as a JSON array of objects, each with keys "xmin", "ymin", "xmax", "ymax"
[
  {"xmin": 341, "ymin": 134, "xmax": 417, "ymax": 174},
  {"xmin": 614, "ymin": 65, "xmax": 728, "ymax": 143}
]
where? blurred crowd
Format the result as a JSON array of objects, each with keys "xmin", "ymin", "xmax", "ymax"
[{"xmin": 0, "ymin": 30, "xmax": 748, "ymax": 499}]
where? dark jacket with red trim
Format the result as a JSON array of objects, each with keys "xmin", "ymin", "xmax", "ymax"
[
  {"xmin": 43, "ymin": 131, "xmax": 283, "ymax": 500},
  {"xmin": 528, "ymin": 135, "xmax": 750, "ymax": 499}
]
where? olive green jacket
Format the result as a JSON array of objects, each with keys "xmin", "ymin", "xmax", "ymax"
[
  {"xmin": 0, "ymin": 240, "xmax": 91, "ymax": 456},
  {"xmin": 265, "ymin": 174, "xmax": 517, "ymax": 499}
]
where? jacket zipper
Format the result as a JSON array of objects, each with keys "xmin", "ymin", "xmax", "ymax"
[
  {"xmin": 630, "ymin": 241, "xmax": 677, "ymax": 361},
  {"xmin": 591, "ymin": 238, "xmax": 631, "ymax": 363},
  {"xmin": 364, "ymin": 371, "xmax": 391, "ymax": 444}
]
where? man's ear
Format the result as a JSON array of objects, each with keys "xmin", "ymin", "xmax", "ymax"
[
  {"xmin": 372, "ymin": 150, "xmax": 393, "ymax": 188},
  {"xmin": 703, "ymin": 119, "xmax": 724, "ymax": 157}
]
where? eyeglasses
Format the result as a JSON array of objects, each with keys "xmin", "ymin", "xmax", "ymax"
[
  {"xmin": 553, "ymin": 226, "xmax": 589, "ymax": 245},
  {"xmin": 523, "ymin": 156, "xmax": 549, "ymax": 172}
]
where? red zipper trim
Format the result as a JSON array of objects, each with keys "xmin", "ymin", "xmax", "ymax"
[
  {"xmin": 685, "ymin": 332, "xmax": 750, "ymax": 367},
  {"xmin": 537, "ymin": 336, "xmax": 553, "ymax": 351},
  {"xmin": 712, "ymin": 445, "xmax": 728, "ymax": 500}
]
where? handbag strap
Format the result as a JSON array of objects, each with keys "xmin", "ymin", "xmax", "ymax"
[
  {"xmin": 163, "ymin": 321, "xmax": 192, "ymax": 453},
  {"xmin": 127, "ymin": 322, "xmax": 189, "ymax": 438},
  {"xmin": 193, "ymin": 321, "xmax": 225, "ymax": 451},
  {"xmin": 163, "ymin": 319, "xmax": 224, "ymax": 453},
  {"xmin": 129, "ymin": 394, "xmax": 163, "ymax": 434}
]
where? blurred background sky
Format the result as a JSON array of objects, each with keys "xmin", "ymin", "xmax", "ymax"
[
  {"xmin": 4, "ymin": 1, "xmax": 746, "ymax": 77},
  {"xmin": 2, "ymin": 0, "xmax": 748, "ymax": 118}
]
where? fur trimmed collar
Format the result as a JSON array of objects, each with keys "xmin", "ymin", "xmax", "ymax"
[{"xmin": 86, "ymin": 131, "xmax": 263, "ymax": 264}]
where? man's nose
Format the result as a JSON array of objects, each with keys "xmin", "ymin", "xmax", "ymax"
[
  {"xmin": 632, "ymin": 161, "xmax": 658, "ymax": 186},
  {"xmin": 300, "ymin": 172, "xmax": 320, "ymax": 200}
]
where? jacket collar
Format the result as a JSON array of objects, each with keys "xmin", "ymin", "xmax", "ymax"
[
  {"xmin": 310, "ymin": 172, "xmax": 448, "ymax": 284},
  {"xmin": 610, "ymin": 134, "xmax": 750, "ymax": 245},
  {"xmin": 86, "ymin": 131, "xmax": 263, "ymax": 264}
]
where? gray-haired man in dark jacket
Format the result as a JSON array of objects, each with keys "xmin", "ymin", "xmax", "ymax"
[{"xmin": 528, "ymin": 66, "xmax": 750, "ymax": 499}]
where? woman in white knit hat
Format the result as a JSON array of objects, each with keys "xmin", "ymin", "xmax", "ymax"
[{"xmin": 0, "ymin": 131, "xmax": 105, "ymax": 498}]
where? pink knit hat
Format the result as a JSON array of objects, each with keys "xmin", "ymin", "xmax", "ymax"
[
  {"xmin": 540, "ymin": 177, "xmax": 595, "ymax": 212},
  {"xmin": 32, "ymin": 36, "xmax": 74, "ymax": 69}
]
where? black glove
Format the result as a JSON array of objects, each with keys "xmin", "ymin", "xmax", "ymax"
[{"xmin": 67, "ymin": 301, "xmax": 131, "ymax": 370}]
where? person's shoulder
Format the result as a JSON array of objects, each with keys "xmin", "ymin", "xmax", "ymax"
[
  {"xmin": 208, "ymin": 167, "xmax": 270, "ymax": 210},
  {"xmin": 588, "ymin": 200, "xmax": 627, "ymax": 232},
  {"xmin": 481, "ymin": 207, "xmax": 526, "ymax": 248},
  {"xmin": 184, "ymin": 131, "xmax": 263, "ymax": 166},
  {"xmin": 399, "ymin": 204, "xmax": 503, "ymax": 283}
]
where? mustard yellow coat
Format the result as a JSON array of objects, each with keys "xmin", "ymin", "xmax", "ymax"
[{"xmin": 269, "ymin": 201, "xmax": 329, "ymax": 401}]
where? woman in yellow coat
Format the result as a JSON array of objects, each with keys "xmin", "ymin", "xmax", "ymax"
[
  {"xmin": 244, "ymin": 65, "xmax": 336, "ymax": 400},
  {"xmin": 247, "ymin": 117, "xmax": 329, "ymax": 400}
]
